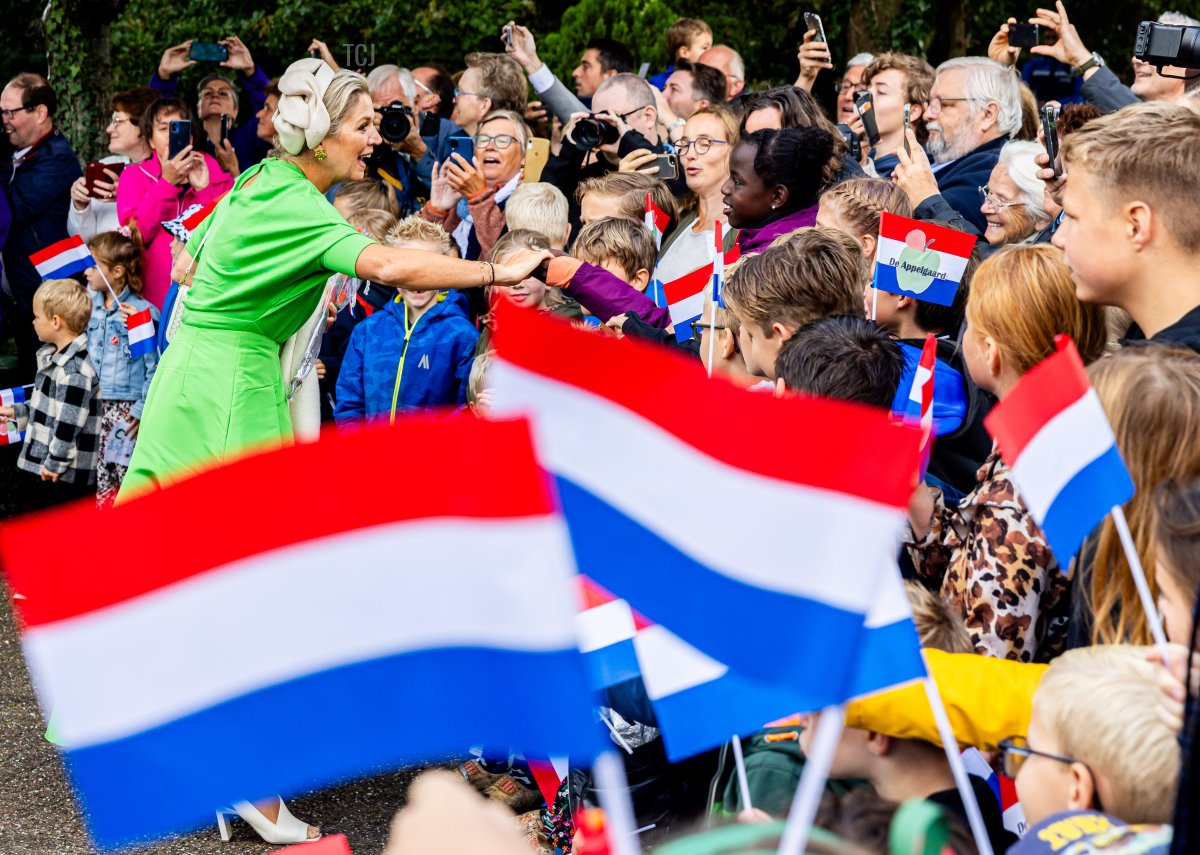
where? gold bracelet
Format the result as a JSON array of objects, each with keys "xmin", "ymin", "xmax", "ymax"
[{"xmin": 487, "ymin": 262, "xmax": 495, "ymax": 286}]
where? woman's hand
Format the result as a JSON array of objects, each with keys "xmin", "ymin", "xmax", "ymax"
[
  {"xmin": 444, "ymin": 153, "xmax": 488, "ymax": 197},
  {"xmin": 618, "ymin": 149, "xmax": 659, "ymax": 175},
  {"xmin": 126, "ymin": 417, "xmax": 140, "ymax": 439},
  {"xmin": 70, "ymin": 177, "xmax": 91, "ymax": 211},
  {"xmin": 1145, "ymin": 643, "xmax": 1198, "ymax": 732},
  {"xmin": 162, "ymin": 145, "xmax": 193, "ymax": 185},
  {"xmin": 907, "ymin": 481, "xmax": 936, "ymax": 541},
  {"xmin": 493, "ymin": 248, "xmax": 554, "ymax": 285},
  {"xmin": 118, "ymin": 302, "xmax": 138, "ymax": 319},
  {"xmin": 308, "ymin": 39, "xmax": 339, "ymax": 69},
  {"xmin": 187, "ymin": 152, "xmax": 211, "ymax": 192},
  {"xmin": 325, "ymin": 300, "xmax": 337, "ymax": 330},
  {"xmin": 795, "ymin": 29, "xmax": 833, "ymax": 91},
  {"xmin": 988, "ymin": 18, "xmax": 1024, "ymax": 68},
  {"xmin": 219, "ymin": 36, "xmax": 256, "ymax": 76},
  {"xmin": 214, "ymin": 139, "xmax": 240, "ymax": 179},
  {"xmin": 893, "ymin": 129, "xmax": 940, "ymax": 208},
  {"xmin": 158, "ymin": 40, "xmax": 195, "ymax": 80},
  {"xmin": 427, "ymin": 160, "xmax": 461, "ymax": 212}
]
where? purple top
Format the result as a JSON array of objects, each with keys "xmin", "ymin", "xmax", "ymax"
[
  {"xmin": 561, "ymin": 261, "xmax": 670, "ymax": 330},
  {"xmin": 735, "ymin": 203, "xmax": 819, "ymax": 255}
]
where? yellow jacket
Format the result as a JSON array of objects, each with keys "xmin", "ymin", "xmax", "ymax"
[{"xmin": 843, "ymin": 649, "xmax": 1049, "ymax": 750}]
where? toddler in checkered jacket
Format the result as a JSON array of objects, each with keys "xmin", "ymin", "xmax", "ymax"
[{"xmin": 0, "ymin": 279, "xmax": 101, "ymax": 510}]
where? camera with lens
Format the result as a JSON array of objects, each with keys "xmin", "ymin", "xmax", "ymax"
[
  {"xmin": 377, "ymin": 101, "xmax": 414, "ymax": 144},
  {"xmin": 572, "ymin": 114, "xmax": 620, "ymax": 151},
  {"xmin": 1134, "ymin": 21, "xmax": 1200, "ymax": 75}
]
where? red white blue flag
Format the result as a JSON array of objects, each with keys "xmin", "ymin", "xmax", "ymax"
[
  {"xmin": 0, "ymin": 385, "xmax": 25, "ymax": 445},
  {"xmin": 904, "ymin": 334, "xmax": 937, "ymax": 475},
  {"xmin": 29, "ymin": 235, "xmax": 94, "ymax": 280},
  {"xmin": 985, "ymin": 335, "xmax": 1135, "ymax": 565},
  {"xmin": 126, "ymin": 308, "xmax": 156, "ymax": 360},
  {"xmin": 663, "ymin": 242, "xmax": 741, "ymax": 342},
  {"xmin": 644, "ymin": 192, "xmax": 669, "ymax": 250},
  {"xmin": 0, "ymin": 416, "xmax": 602, "ymax": 850},
  {"xmin": 873, "ymin": 214, "xmax": 976, "ymax": 307}
]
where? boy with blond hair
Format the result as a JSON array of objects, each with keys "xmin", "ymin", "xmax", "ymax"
[
  {"xmin": 504, "ymin": 183, "xmax": 571, "ymax": 250},
  {"xmin": 575, "ymin": 172, "xmax": 677, "ymax": 228},
  {"xmin": 722, "ymin": 227, "xmax": 865, "ymax": 378},
  {"xmin": 1055, "ymin": 102, "xmax": 1200, "ymax": 353},
  {"xmin": 649, "ymin": 19, "xmax": 714, "ymax": 90},
  {"xmin": 1003, "ymin": 645, "xmax": 1179, "ymax": 850},
  {"xmin": 0, "ymin": 279, "xmax": 100, "ymax": 508}
]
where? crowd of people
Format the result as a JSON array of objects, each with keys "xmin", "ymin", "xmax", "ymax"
[{"xmin": 6, "ymin": 3, "xmax": 1200, "ymax": 853}]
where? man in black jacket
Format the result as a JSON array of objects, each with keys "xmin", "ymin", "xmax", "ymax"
[
  {"xmin": 0, "ymin": 74, "xmax": 81, "ymax": 381},
  {"xmin": 543, "ymin": 74, "xmax": 687, "ymax": 229}
]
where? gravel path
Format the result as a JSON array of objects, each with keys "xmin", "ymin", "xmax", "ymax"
[{"xmin": 0, "ymin": 576, "xmax": 422, "ymax": 855}]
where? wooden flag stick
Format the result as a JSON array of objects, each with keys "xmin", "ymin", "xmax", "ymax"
[
  {"xmin": 777, "ymin": 705, "xmax": 843, "ymax": 855},
  {"xmin": 1110, "ymin": 505, "xmax": 1172, "ymax": 661}
]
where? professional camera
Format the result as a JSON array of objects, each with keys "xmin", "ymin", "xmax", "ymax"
[
  {"xmin": 1134, "ymin": 21, "xmax": 1200, "ymax": 75},
  {"xmin": 377, "ymin": 101, "xmax": 414, "ymax": 144},
  {"xmin": 572, "ymin": 114, "xmax": 620, "ymax": 151}
]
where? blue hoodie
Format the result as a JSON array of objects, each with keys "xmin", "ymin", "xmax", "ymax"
[{"xmin": 334, "ymin": 294, "xmax": 479, "ymax": 423}]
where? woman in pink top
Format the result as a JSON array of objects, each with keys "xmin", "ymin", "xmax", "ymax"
[{"xmin": 117, "ymin": 97, "xmax": 232, "ymax": 308}]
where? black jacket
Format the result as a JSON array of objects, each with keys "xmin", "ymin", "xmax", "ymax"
[
  {"xmin": 1124, "ymin": 304, "xmax": 1200, "ymax": 354},
  {"xmin": 1080, "ymin": 66, "xmax": 1140, "ymax": 115},
  {"xmin": 930, "ymin": 134, "xmax": 1008, "ymax": 234}
]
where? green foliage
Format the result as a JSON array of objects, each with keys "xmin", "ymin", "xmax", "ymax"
[{"xmin": 539, "ymin": 0, "xmax": 678, "ymax": 81}]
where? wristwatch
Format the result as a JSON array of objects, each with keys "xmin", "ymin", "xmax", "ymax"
[{"xmin": 1072, "ymin": 51, "xmax": 1105, "ymax": 77}]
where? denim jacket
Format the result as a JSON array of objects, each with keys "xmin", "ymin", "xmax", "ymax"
[{"xmin": 86, "ymin": 288, "xmax": 159, "ymax": 420}]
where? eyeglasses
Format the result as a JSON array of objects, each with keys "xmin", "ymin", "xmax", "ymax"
[
  {"xmin": 676, "ymin": 136, "xmax": 730, "ymax": 156},
  {"xmin": 475, "ymin": 132, "xmax": 518, "ymax": 149},
  {"xmin": 690, "ymin": 320, "xmax": 727, "ymax": 340},
  {"xmin": 997, "ymin": 736, "xmax": 1103, "ymax": 811},
  {"xmin": 836, "ymin": 80, "xmax": 868, "ymax": 95},
  {"xmin": 108, "ymin": 115, "xmax": 130, "ymax": 127},
  {"xmin": 978, "ymin": 186, "xmax": 1022, "ymax": 209},
  {"xmin": 0, "ymin": 106, "xmax": 34, "ymax": 121},
  {"xmin": 928, "ymin": 96, "xmax": 980, "ymax": 111},
  {"xmin": 454, "ymin": 88, "xmax": 480, "ymax": 99}
]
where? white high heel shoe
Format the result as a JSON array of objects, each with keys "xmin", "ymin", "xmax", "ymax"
[{"xmin": 216, "ymin": 797, "xmax": 321, "ymax": 844}]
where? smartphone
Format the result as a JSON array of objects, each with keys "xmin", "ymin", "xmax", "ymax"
[
  {"xmin": 188, "ymin": 41, "xmax": 229, "ymax": 63},
  {"xmin": 219, "ymin": 114, "xmax": 232, "ymax": 145},
  {"xmin": 524, "ymin": 137, "xmax": 550, "ymax": 182},
  {"xmin": 651, "ymin": 152, "xmax": 678, "ymax": 181},
  {"xmin": 168, "ymin": 119, "xmax": 192, "ymax": 161},
  {"xmin": 309, "ymin": 49, "xmax": 320, "ymax": 59},
  {"xmin": 836, "ymin": 122, "xmax": 861, "ymax": 162},
  {"xmin": 854, "ymin": 91, "xmax": 880, "ymax": 146},
  {"xmin": 85, "ymin": 161, "xmax": 125, "ymax": 198},
  {"xmin": 504, "ymin": 24, "xmax": 514, "ymax": 47},
  {"xmin": 448, "ymin": 134, "xmax": 474, "ymax": 165},
  {"xmin": 903, "ymin": 103, "xmax": 912, "ymax": 157},
  {"xmin": 1040, "ymin": 103, "xmax": 1061, "ymax": 178},
  {"xmin": 804, "ymin": 12, "xmax": 827, "ymax": 44},
  {"xmin": 1007, "ymin": 23, "xmax": 1039, "ymax": 49}
]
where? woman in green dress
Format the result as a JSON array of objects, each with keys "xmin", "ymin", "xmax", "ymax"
[{"xmin": 121, "ymin": 59, "xmax": 547, "ymax": 497}]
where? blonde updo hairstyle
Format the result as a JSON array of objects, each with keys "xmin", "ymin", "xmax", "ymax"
[{"xmin": 274, "ymin": 59, "xmax": 370, "ymax": 159}]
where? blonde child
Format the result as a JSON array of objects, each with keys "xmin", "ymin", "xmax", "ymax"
[
  {"xmin": 84, "ymin": 228, "xmax": 159, "ymax": 507},
  {"xmin": 504, "ymin": 183, "xmax": 572, "ymax": 249}
]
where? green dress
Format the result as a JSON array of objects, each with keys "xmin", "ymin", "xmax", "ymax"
[{"xmin": 120, "ymin": 159, "xmax": 374, "ymax": 494}]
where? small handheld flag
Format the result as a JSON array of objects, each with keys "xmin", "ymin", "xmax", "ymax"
[
  {"xmin": 644, "ymin": 192, "xmax": 668, "ymax": 251},
  {"xmin": 0, "ymin": 386, "xmax": 25, "ymax": 445},
  {"xmin": 663, "ymin": 243, "xmax": 741, "ymax": 342},
  {"xmin": 904, "ymin": 335, "xmax": 937, "ymax": 476},
  {"xmin": 30, "ymin": 235, "xmax": 94, "ymax": 280},
  {"xmin": 872, "ymin": 214, "xmax": 976, "ymax": 307},
  {"xmin": 712, "ymin": 221, "xmax": 726, "ymax": 309},
  {"xmin": 985, "ymin": 335, "xmax": 1134, "ymax": 566},
  {"xmin": 126, "ymin": 309, "xmax": 156, "ymax": 360}
]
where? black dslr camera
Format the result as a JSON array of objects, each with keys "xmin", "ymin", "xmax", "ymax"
[
  {"xmin": 1134, "ymin": 21, "xmax": 1200, "ymax": 76},
  {"xmin": 377, "ymin": 101, "xmax": 414, "ymax": 143},
  {"xmin": 572, "ymin": 114, "xmax": 620, "ymax": 151}
]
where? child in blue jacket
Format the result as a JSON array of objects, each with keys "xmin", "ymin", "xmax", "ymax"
[{"xmin": 334, "ymin": 221, "xmax": 478, "ymax": 423}]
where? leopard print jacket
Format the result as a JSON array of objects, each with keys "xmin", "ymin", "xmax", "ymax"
[{"xmin": 906, "ymin": 447, "xmax": 1071, "ymax": 663}]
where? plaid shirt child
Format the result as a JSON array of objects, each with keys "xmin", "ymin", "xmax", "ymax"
[{"xmin": 10, "ymin": 333, "xmax": 101, "ymax": 485}]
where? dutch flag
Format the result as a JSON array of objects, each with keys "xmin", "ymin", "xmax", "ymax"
[
  {"xmin": 872, "ymin": 213, "xmax": 976, "ymax": 308},
  {"xmin": 644, "ymin": 192, "xmax": 669, "ymax": 251},
  {"xmin": 29, "ymin": 235, "xmax": 94, "ymax": 281},
  {"xmin": 664, "ymin": 242, "xmax": 741, "ymax": 342},
  {"xmin": 0, "ymin": 416, "xmax": 603, "ymax": 850},
  {"xmin": 0, "ymin": 386, "xmax": 25, "ymax": 445},
  {"xmin": 489, "ymin": 301, "xmax": 925, "ymax": 696},
  {"xmin": 904, "ymin": 335, "xmax": 937, "ymax": 475},
  {"xmin": 985, "ymin": 335, "xmax": 1135, "ymax": 566},
  {"xmin": 712, "ymin": 220, "xmax": 726, "ymax": 309},
  {"xmin": 126, "ymin": 309, "xmax": 156, "ymax": 360}
]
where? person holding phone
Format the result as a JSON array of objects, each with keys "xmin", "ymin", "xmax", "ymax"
[
  {"xmin": 68, "ymin": 88, "xmax": 159, "ymax": 241},
  {"xmin": 420, "ymin": 110, "xmax": 529, "ymax": 260},
  {"xmin": 116, "ymin": 98, "xmax": 232, "ymax": 309},
  {"xmin": 151, "ymin": 36, "xmax": 271, "ymax": 171},
  {"xmin": 851, "ymin": 53, "xmax": 934, "ymax": 179}
]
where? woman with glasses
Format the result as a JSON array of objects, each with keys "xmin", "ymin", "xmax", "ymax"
[
  {"xmin": 67, "ymin": 88, "xmax": 161, "ymax": 241},
  {"xmin": 653, "ymin": 106, "xmax": 738, "ymax": 285},
  {"xmin": 420, "ymin": 109, "xmax": 529, "ymax": 261},
  {"xmin": 979, "ymin": 141, "xmax": 1054, "ymax": 247}
]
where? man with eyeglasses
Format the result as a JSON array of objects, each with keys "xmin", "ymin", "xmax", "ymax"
[
  {"xmin": 794, "ymin": 30, "xmax": 874, "ymax": 123},
  {"xmin": 893, "ymin": 57, "xmax": 1021, "ymax": 233},
  {"xmin": 0, "ymin": 73, "xmax": 79, "ymax": 382},
  {"xmin": 151, "ymin": 37, "xmax": 271, "ymax": 173},
  {"xmin": 450, "ymin": 53, "xmax": 527, "ymax": 137}
]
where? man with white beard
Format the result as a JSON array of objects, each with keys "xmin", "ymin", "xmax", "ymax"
[{"xmin": 910, "ymin": 57, "xmax": 1020, "ymax": 233}]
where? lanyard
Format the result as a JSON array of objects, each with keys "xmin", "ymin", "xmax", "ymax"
[{"xmin": 388, "ymin": 298, "xmax": 415, "ymax": 425}]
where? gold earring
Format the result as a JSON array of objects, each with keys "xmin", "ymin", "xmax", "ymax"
[{"xmin": 314, "ymin": 145, "xmax": 327, "ymax": 161}]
